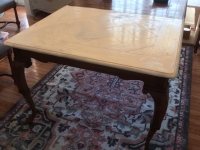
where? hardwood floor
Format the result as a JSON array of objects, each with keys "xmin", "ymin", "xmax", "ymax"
[{"xmin": 0, "ymin": 6, "xmax": 200, "ymax": 150}]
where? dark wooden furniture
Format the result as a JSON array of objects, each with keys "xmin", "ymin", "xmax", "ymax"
[
  {"xmin": 5, "ymin": 0, "xmax": 188, "ymax": 149},
  {"xmin": 11, "ymin": 48, "xmax": 169, "ymax": 150},
  {"xmin": 0, "ymin": 0, "xmax": 20, "ymax": 29},
  {"xmin": 0, "ymin": 43, "xmax": 12, "ymax": 77}
]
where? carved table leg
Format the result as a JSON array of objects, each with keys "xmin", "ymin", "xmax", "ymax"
[
  {"xmin": 144, "ymin": 88, "xmax": 169, "ymax": 150},
  {"xmin": 11, "ymin": 49, "xmax": 35, "ymax": 124}
]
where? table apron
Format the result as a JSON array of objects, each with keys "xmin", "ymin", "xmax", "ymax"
[{"xmin": 13, "ymin": 48, "xmax": 169, "ymax": 94}]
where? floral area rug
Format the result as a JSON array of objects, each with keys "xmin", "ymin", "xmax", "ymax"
[{"xmin": 0, "ymin": 46, "xmax": 192, "ymax": 150}]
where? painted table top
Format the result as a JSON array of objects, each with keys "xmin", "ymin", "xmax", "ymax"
[{"xmin": 5, "ymin": 5, "xmax": 184, "ymax": 78}]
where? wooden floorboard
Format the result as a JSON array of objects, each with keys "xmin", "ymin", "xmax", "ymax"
[{"xmin": 0, "ymin": 6, "xmax": 199, "ymax": 150}]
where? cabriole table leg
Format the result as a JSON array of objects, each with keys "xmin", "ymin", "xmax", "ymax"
[
  {"xmin": 144, "ymin": 88, "xmax": 169, "ymax": 150},
  {"xmin": 11, "ymin": 48, "xmax": 35, "ymax": 124}
]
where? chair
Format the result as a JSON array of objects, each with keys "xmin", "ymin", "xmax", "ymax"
[
  {"xmin": 0, "ymin": 43, "xmax": 12, "ymax": 78},
  {"xmin": 0, "ymin": 0, "xmax": 20, "ymax": 29}
]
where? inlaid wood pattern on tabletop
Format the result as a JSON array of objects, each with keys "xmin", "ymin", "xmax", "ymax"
[{"xmin": 0, "ymin": 5, "xmax": 198, "ymax": 150}]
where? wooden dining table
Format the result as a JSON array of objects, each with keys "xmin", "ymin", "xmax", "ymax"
[{"xmin": 4, "ymin": 0, "xmax": 187, "ymax": 149}]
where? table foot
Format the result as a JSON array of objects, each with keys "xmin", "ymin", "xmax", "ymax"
[
  {"xmin": 24, "ymin": 109, "xmax": 40, "ymax": 124},
  {"xmin": 144, "ymin": 89, "xmax": 169, "ymax": 150},
  {"xmin": 25, "ymin": 114, "xmax": 36, "ymax": 124}
]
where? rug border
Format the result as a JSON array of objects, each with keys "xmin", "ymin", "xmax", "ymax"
[{"xmin": 174, "ymin": 45, "xmax": 193, "ymax": 150}]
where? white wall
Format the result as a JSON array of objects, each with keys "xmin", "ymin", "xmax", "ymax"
[
  {"xmin": 15, "ymin": 0, "xmax": 25, "ymax": 5},
  {"xmin": 15, "ymin": 0, "xmax": 33, "ymax": 16},
  {"xmin": 24, "ymin": 0, "xmax": 33, "ymax": 16}
]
